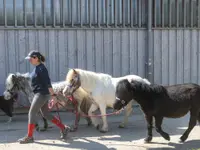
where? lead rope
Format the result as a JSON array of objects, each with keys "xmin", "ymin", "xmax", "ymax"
[{"xmin": 49, "ymin": 96, "xmax": 122, "ymax": 118}]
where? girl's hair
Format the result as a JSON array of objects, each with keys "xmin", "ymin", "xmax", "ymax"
[{"xmin": 38, "ymin": 53, "xmax": 45, "ymax": 62}]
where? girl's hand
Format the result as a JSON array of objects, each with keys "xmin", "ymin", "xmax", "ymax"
[{"xmin": 50, "ymin": 93, "xmax": 58, "ymax": 103}]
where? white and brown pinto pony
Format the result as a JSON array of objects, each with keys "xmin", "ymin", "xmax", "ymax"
[{"xmin": 62, "ymin": 68, "xmax": 151, "ymax": 133}]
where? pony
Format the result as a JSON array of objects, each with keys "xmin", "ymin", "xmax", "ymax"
[
  {"xmin": 62, "ymin": 68, "xmax": 151, "ymax": 133},
  {"xmin": 47, "ymin": 81, "xmax": 93, "ymax": 130},
  {"xmin": 3, "ymin": 72, "xmax": 92, "ymax": 131},
  {"xmin": 114, "ymin": 79, "xmax": 200, "ymax": 143},
  {"xmin": 3, "ymin": 72, "xmax": 48, "ymax": 131},
  {"xmin": 0, "ymin": 94, "xmax": 18, "ymax": 123}
]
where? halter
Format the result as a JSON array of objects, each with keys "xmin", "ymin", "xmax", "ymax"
[
  {"xmin": 66, "ymin": 75, "xmax": 80, "ymax": 94},
  {"xmin": 116, "ymin": 97, "xmax": 126, "ymax": 108}
]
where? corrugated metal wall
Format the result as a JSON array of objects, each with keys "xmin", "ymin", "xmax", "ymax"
[
  {"xmin": 153, "ymin": 29, "xmax": 200, "ymax": 85},
  {"xmin": 0, "ymin": 0, "xmax": 200, "ymax": 109},
  {"xmin": 0, "ymin": 29, "xmax": 147, "ymax": 94}
]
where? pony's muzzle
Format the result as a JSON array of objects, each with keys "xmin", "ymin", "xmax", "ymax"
[
  {"xmin": 62, "ymin": 86, "xmax": 70, "ymax": 97},
  {"xmin": 3, "ymin": 91, "xmax": 12, "ymax": 100}
]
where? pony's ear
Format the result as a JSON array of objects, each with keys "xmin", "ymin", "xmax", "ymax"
[
  {"xmin": 12, "ymin": 74, "xmax": 17, "ymax": 80},
  {"xmin": 12, "ymin": 74, "xmax": 17, "ymax": 83},
  {"xmin": 73, "ymin": 69, "xmax": 77, "ymax": 74},
  {"xmin": 124, "ymin": 79, "xmax": 132, "ymax": 91}
]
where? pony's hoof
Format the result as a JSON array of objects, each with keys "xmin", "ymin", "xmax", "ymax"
[
  {"xmin": 163, "ymin": 134, "xmax": 170, "ymax": 141},
  {"xmin": 100, "ymin": 127, "xmax": 108, "ymax": 133},
  {"xmin": 100, "ymin": 129, "xmax": 108, "ymax": 133},
  {"xmin": 118, "ymin": 124, "xmax": 125, "ymax": 128},
  {"xmin": 179, "ymin": 136, "xmax": 187, "ymax": 143},
  {"xmin": 144, "ymin": 136, "xmax": 152, "ymax": 143},
  {"xmin": 87, "ymin": 119, "xmax": 92, "ymax": 126},
  {"xmin": 69, "ymin": 126, "xmax": 78, "ymax": 132},
  {"xmin": 35, "ymin": 126, "xmax": 40, "ymax": 132},
  {"xmin": 39, "ymin": 128, "xmax": 47, "ymax": 132},
  {"xmin": 44, "ymin": 125, "xmax": 48, "ymax": 129},
  {"xmin": 96, "ymin": 124, "xmax": 100, "ymax": 130}
]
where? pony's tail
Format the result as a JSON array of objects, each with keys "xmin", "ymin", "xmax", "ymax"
[{"xmin": 143, "ymin": 78, "xmax": 151, "ymax": 85}]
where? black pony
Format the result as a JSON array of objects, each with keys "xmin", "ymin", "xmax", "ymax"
[
  {"xmin": 114, "ymin": 79, "xmax": 200, "ymax": 143},
  {"xmin": 0, "ymin": 93, "xmax": 48, "ymax": 131},
  {"xmin": 0, "ymin": 94, "xmax": 17, "ymax": 122}
]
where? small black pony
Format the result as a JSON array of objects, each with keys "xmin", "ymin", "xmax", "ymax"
[
  {"xmin": 114, "ymin": 79, "xmax": 200, "ymax": 143},
  {"xmin": 0, "ymin": 94, "xmax": 16, "ymax": 122},
  {"xmin": 0, "ymin": 93, "xmax": 48, "ymax": 131}
]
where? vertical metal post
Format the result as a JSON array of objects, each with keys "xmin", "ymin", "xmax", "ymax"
[
  {"xmin": 80, "ymin": 0, "xmax": 83, "ymax": 27},
  {"xmin": 161, "ymin": 0, "xmax": 164, "ymax": 27},
  {"xmin": 24, "ymin": 0, "xmax": 27, "ymax": 27},
  {"xmin": 97, "ymin": 0, "xmax": 100, "ymax": 27},
  {"xmin": 122, "ymin": 0, "xmax": 125, "ymax": 27},
  {"xmin": 190, "ymin": 0, "xmax": 193, "ymax": 27},
  {"xmin": 62, "ymin": 0, "xmax": 65, "ymax": 27},
  {"xmin": 138, "ymin": 0, "xmax": 141, "ymax": 27},
  {"xmin": 130, "ymin": 0, "xmax": 133, "ymax": 27},
  {"xmin": 147, "ymin": 0, "xmax": 154, "ymax": 83},
  {"xmin": 43, "ymin": 0, "xmax": 46, "ymax": 27},
  {"xmin": 153, "ymin": 0, "xmax": 156, "ymax": 28},
  {"xmin": 71, "ymin": 0, "xmax": 74, "ymax": 27},
  {"xmin": 106, "ymin": 0, "xmax": 109, "ymax": 27},
  {"xmin": 52, "ymin": 0, "xmax": 56, "ymax": 27},
  {"xmin": 176, "ymin": 0, "xmax": 179, "ymax": 27},
  {"xmin": 168, "ymin": 0, "xmax": 171, "ymax": 28},
  {"xmin": 3, "ymin": 0, "xmax": 7, "ymax": 27},
  {"xmin": 198, "ymin": 0, "xmax": 200, "ymax": 28},
  {"xmin": 183, "ymin": 0, "xmax": 186, "ymax": 28},
  {"xmin": 114, "ymin": 0, "xmax": 117, "ymax": 27},
  {"xmin": 13, "ymin": 0, "xmax": 17, "ymax": 27},
  {"xmin": 33, "ymin": 0, "xmax": 37, "ymax": 27},
  {"xmin": 88, "ymin": 0, "xmax": 91, "ymax": 27}
]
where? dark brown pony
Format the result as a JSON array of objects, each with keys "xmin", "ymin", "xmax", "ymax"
[
  {"xmin": 0, "ymin": 94, "xmax": 16, "ymax": 122},
  {"xmin": 114, "ymin": 79, "xmax": 200, "ymax": 143},
  {"xmin": 0, "ymin": 93, "xmax": 48, "ymax": 131}
]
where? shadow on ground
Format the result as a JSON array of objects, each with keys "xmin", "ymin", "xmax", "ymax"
[{"xmin": 0, "ymin": 110, "xmax": 199, "ymax": 150}]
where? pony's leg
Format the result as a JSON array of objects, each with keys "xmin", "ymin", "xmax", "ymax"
[
  {"xmin": 85, "ymin": 117, "xmax": 92, "ymax": 126},
  {"xmin": 144, "ymin": 115, "xmax": 153, "ymax": 143},
  {"xmin": 7, "ymin": 117, "xmax": 12, "ymax": 123},
  {"xmin": 180, "ymin": 110, "xmax": 198, "ymax": 142},
  {"xmin": 78, "ymin": 105, "xmax": 92, "ymax": 126},
  {"xmin": 119, "ymin": 100, "xmax": 133, "ymax": 128},
  {"xmin": 154, "ymin": 116, "xmax": 170, "ymax": 141},
  {"xmin": 42, "ymin": 117, "xmax": 48, "ymax": 129},
  {"xmin": 35, "ymin": 123, "xmax": 40, "ymax": 131},
  {"xmin": 198, "ymin": 111, "xmax": 200, "ymax": 125},
  {"xmin": 88, "ymin": 104, "xmax": 100, "ymax": 129},
  {"xmin": 99, "ymin": 104, "xmax": 108, "ymax": 133}
]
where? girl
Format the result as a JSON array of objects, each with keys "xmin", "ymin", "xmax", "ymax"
[{"xmin": 18, "ymin": 50, "xmax": 70, "ymax": 144}]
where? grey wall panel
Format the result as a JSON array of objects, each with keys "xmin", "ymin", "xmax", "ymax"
[
  {"xmin": 0, "ymin": 29, "xmax": 146, "ymax": 102},
  {"xmin": 1, "ymin": 28, "xmax": 200, "ymax": 108},
  {"xmin": 153, "ymin": 29, "xmax": 200, "ymax": 85}
]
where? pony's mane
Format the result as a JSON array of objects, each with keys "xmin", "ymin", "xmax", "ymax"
[
  {"xmin": 15, "ymin": 72, "xmax": 30, "ymax": 78},
  {"xmin": 5, "ymin": 72, "xmax": 31, "ymax": 87},
  {"xmin": 52, "ymin": 81, "xmax": 68, "ymax": 94},
  {"xmin": 66, "ymin": 69, "xmax": 112, "ymax": 80},
  {"xmin": 66, "ymin": 69, "xmax": 112, "ymax": 90},
  {"xmin": 130, "ymin": 80, "xmax": 167, "ymax": 95}
]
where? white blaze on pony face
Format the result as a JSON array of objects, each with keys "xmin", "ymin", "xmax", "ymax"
[
  {"xmin": 4, "ymin": 74, "xmax": 15, "ymax": 100},
  {"xmin": 63, "ymin": 69, "xmax": 81, "ymax": 96}
]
